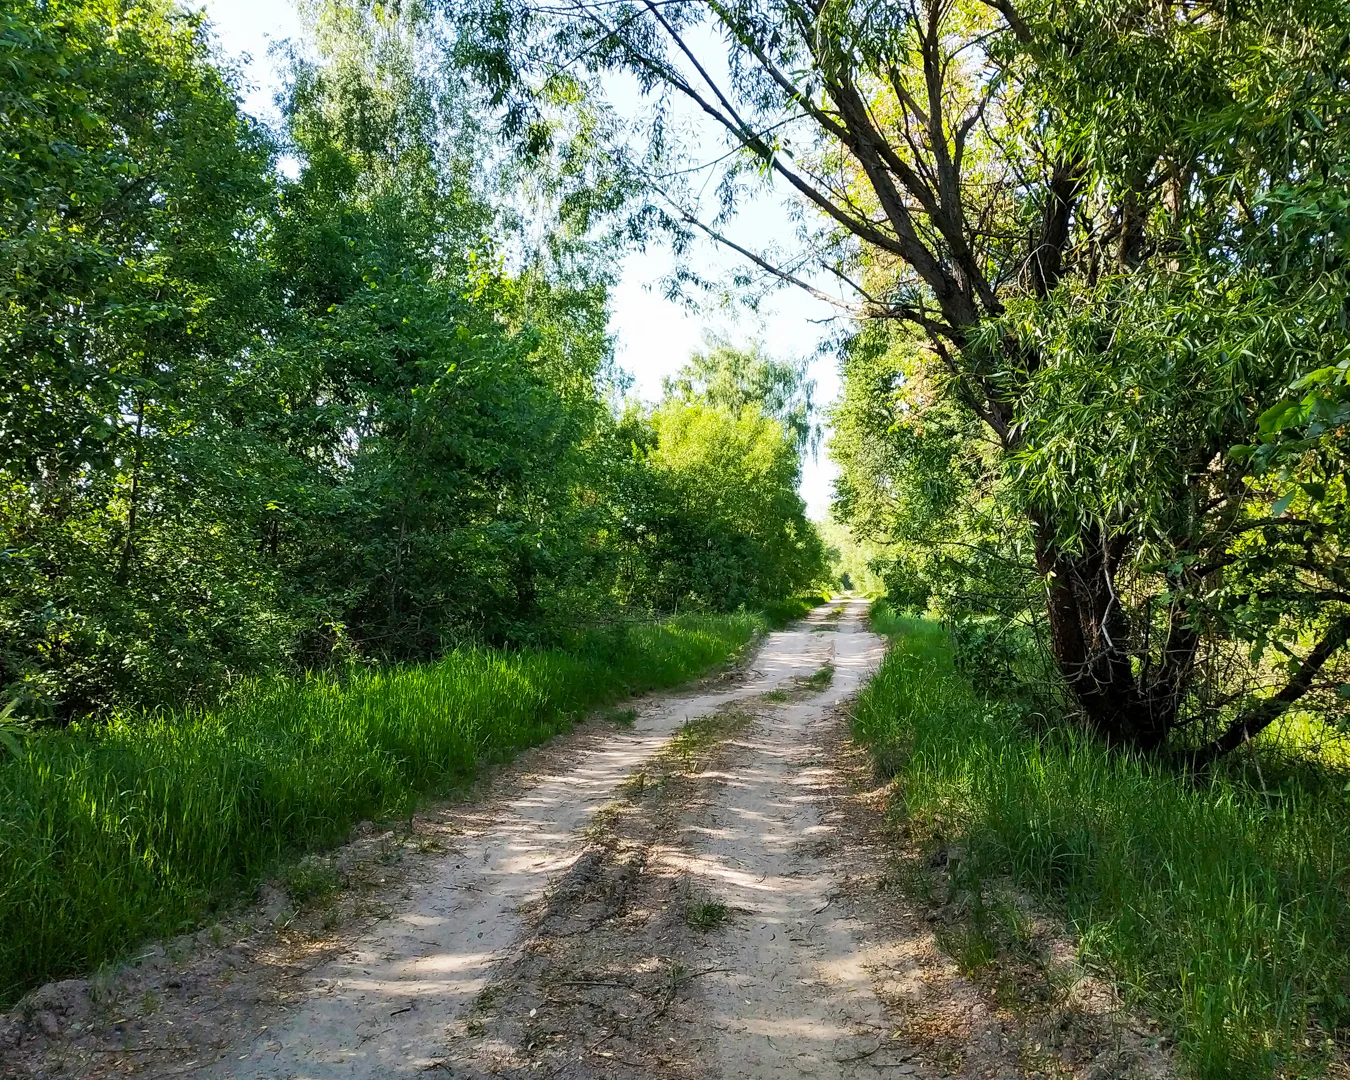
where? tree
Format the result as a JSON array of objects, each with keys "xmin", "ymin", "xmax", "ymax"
[
  {"xmin": 0, "ymin": 0, "xmax": 297, "ymax": 716},
  {"xmin": 459, "ymin": 0, "xmax": 1350, "ymax": 755},
  {"xmin": 0, "ymin": 0, "xmax": 831, "ymax": 718},
  {"xmin": 610, "ymin": 399, "xmax": 825, "ymax": 610},
  {"xmin": 663, "ymin": 334, "xmax": 820, "ymax": 457}
]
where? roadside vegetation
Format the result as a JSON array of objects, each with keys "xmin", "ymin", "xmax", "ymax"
[
  {"xmin": 0, "ymin": 0, "xmax": 828, "ymax": 727},
  {"xmin": 0, "ymin": 0, "xmax": 831, "ymax": 1007},
  {"xmin": 856, "ymin": 604, "xmax": 1350, "ymax": 1080},
  {"xmin": 0, "ymin": 613, "xmax": 764, "ymax": 1004},
  {"xmin": 9, "ymin": 0, "xmax": 1350, "ymax": 1069}
]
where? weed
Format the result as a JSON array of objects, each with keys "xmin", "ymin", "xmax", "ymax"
[
  {"xmin": 623, "ymin": 770, "xmax": 648, "ymax": 798},
  {"xmin": 764, "ymin": 666, "xmax": 834, "ymax": 703},
  {"xmin": 375, "ymin": 838, "xmax": 400, "ymax": 866},
  {"xmin": 801, "ymin": 664, "xmax": 834, "ymax": 691},
  {"xmin": 282, "ymin": 858, "xmax": 340, "ymax": 908},
  {"xmin": 666, "ymin": 705, "xmax": 754, "ymax": 765},
  {"xmin": 684, "ymin": 899, "xmax": 729, "ymax": 932},
  {"xmin": 604, "ymin": 707, "xmax": 638, "ymax": 728},
  {"xmin": 937, "ymin": 924, "xmax": 997, "ymax": 975}
]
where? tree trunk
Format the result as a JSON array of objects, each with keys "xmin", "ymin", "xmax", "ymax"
[{"xmin": 1035, "ymin": 524, "xmax": 1180, "ymax": 750}]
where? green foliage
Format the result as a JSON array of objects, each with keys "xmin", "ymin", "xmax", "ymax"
[
  {"xmin": 813, "ymin": 0, "xmax": 1350, "ymax": 752},
  {"xmin": 854, "ymin": 622, "xmax": 1350, "ymax": 1079},
  {"xmin": 815, "ymin": 516, "xmax": 886, "ymax": 596},
  {"xmin": 630, "ymin": 401, "xmax": 825, "ymax": 610},
  {"xmin": 604, "ymin": 342, "xmax": 828, "ymax": 615},
  {"xmin": 0, "ymin": 611, "xmax": 761, "ymax": 1003},
  {"xmin": 0, "ymin": 0, "xmax": 822, "ymax": 720},
  {"xmin": 0, "ymin": 0, "xmax": 293, "ymax": 716},
  {"xmin": 463, "ymin": 0, "xmax": 1350, "ymax": 750},
  {"xmin": 832, "ymin": 327, "xmax": 1036, "ymax": 626},
  {"xmin": 662, "ymin": 333, "xmax": 820, "ymax": 457},
  {"xmin": 760, "ymin": 594, "xmax": 830, "ymax": 627}
]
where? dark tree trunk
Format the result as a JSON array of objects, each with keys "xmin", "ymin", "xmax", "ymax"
[{"xmin": 1034, "ymin": 523, "xmax": 1183, "ymax": 750}]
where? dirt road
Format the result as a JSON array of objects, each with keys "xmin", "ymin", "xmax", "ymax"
[
  {"xmin": 4, "ymin": 600, "xmax": 1169, "ymax": 1080},
  {"xmin": 210, "ymin": 598, "xmax": 885, "ymax": 1078}
]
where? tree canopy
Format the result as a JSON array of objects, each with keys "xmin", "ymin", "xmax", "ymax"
[
  {"xmin": 458, "ymin": 0, "xmax": 1350, "ymax": 758},
  {"xmin": 0, "ymin": 0, "xmax": 825, "ymax": 721}
]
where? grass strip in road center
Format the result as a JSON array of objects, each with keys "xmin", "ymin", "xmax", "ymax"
[{"xmin": 0, "ymin": 613, "xmax": 766, "ymax": 1006}]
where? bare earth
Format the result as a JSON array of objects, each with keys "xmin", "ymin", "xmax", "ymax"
[{"xmin": 1, "ymin": 600, "xmax": 1174, "ymax": 1080}]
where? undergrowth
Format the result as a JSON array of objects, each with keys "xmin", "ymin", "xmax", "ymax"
[
  {"xmin": 0, "ymin": 613, "xmax": 763, "ymax": 1004},
  {"xmin": 761, "ymin": 592, "xmax": 830, "ymax": 627},
  {"xmin": 854, "ymin": 602, "xmax": 1350, "ymax": 1080}
]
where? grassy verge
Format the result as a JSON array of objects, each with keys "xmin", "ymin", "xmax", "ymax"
[
  {"xmin": 0, "ymin": 613, "xmax": 763, "ymax": 1005},
  {"xmin": 761, "ymin": 592, "xmax": 831, "ymax": 627},
  {"xmin": 853, "ymin": 604, "xmax": 1350, "ymax": 1080}
]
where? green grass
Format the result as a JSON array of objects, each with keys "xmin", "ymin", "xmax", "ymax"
[
  {"xmin": 801, "ymin": 663, "xmax": 834, "ymax": 691},
  {"xmin": 854, "ymin": 604, "xmax": 1350, "ymax": 1080},
  {"xmin": 761, "ymin": 592, "xmax": 831, "ymax": 627},
  {"xmin": 0, "ymin": 612, "xmax": 763, "ymax": 1005},
  {"xmin": 602, "ymin": 706, "xmax": 639, "ymax": 728},
  {"xmin": 684, "ymin": 898, "xmax": 729, "ymax": 932}
]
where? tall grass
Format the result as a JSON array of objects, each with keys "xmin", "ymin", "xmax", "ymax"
[
  {"xmin": 760, "ymin": 592, "xmax": 831, "ymax": 627},
  {"xmin": 854, "ymin": 606, "xmax": 1350, "ymax": 1080},
  {"xmin": 0, "ymin": 613, "xmax": 762, "ymax": 1005}
]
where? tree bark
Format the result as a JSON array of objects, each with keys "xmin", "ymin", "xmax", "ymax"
[{"xmin": 1035, "ymin": 524, "xmax": 1184, "ymax": 750}]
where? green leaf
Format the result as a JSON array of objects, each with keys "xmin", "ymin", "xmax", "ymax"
[
  {"xmin": 1258, "ymin": 397, "xmax": 1313, "ymax": 435},
  {"xmin": 1270, "ymin": 491, "xmax": 1295, "ymax": 517},
  {"xmin": 0, "ymin": 728, "xmax": 23, "ymax": 761}
]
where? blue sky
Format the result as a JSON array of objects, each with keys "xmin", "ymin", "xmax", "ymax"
[{"xmin": 197, "ymin": 0, "xmax": 843, "ymax": 516}]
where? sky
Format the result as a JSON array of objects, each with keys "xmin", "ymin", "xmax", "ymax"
[{"xmin": 197, "ymin": 0, "xmax": 844, "ymax": 517}]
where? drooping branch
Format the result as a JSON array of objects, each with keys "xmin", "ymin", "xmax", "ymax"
[
  {"xmin": 632, "ymin": 1, "xmax": 914, "ymax": 260},
  {"xmin": 678, "ymin": 211, "xmax": 866, "ymax": 313},
  {"xmin": 1194, "ymin": 612, "xmax": 1350, "ymax": 763}
]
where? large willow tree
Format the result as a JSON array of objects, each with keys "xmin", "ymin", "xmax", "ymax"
[{"xmin": 460, "ymin": 0, "xmax": 1350, "ymax": 755}]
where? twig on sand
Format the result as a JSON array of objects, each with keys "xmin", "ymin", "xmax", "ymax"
[
  {"xmin": 836, "ymin": 1038, "xmax": 917, "ymax": 1065},
  {"xmin": 671, "ymin": 965, "xmax": 733, "ymax": 986},
  {"xmin": 559, "ymin": 979, "xmax": 638, "ymax": 992}
]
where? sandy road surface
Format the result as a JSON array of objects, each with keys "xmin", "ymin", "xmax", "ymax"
[
  {"xmin": 663, "ymin": 609, "xmax": 910, "ymax": 1078},
  {"xmin": 208, "ymin": 600, "xmax": 880, "ymax": 1079}
]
